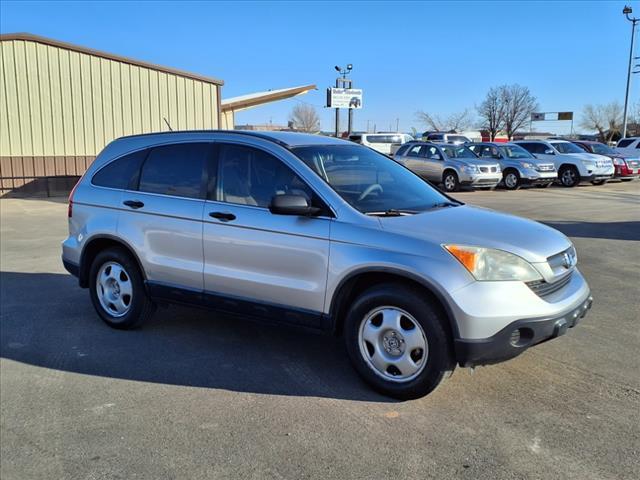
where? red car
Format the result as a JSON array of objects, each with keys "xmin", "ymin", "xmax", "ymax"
[{"xmin": 571, "ymin": 140, "xmax": 639, "ymax": 181}]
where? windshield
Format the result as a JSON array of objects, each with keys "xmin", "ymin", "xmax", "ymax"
[
  {"xmin": 441, "ymin": 145, "xmax": 477, "ymax": 159},
  {"xmin": 551, "ymin": 142, "xmax": 585, "ymax": 154},
  {"xmin": 498, "ymin": 145, "xmax": 535, "ymax": 159},
  {"xmin": 291, "ymin": 144, "xmax": 456, "ymax": 214},
  {"xmin": 589, "ymin": 143, "xmax": 616, "ymax": 155}
]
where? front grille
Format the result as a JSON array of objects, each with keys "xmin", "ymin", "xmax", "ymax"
[
  {"xmin": 527, "ymin": 271, "xmax": 573, "ymax": 297},
  {"xmin": 627, "ymin": 160, "xmax": 639, "ymax": 168},
  {"xmin": 475, "ymin": 178, "xmax": 500, "ymax": 184},
  {"xmin": 479, "ymin": 166, "xmax": 498, "ymax": 173},
  {"xmin": 536, "ymin": 164, "xmax": 555, "ymax": 172},
  {"xmin": 596, "ymin": 160, "xmax": 611, "ymax": 168}
]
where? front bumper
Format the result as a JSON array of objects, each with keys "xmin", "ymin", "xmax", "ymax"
[
  {"xmin": 580, "ymin": 173, "xmax": 613, "ymax": 182},
  {"xmin": 460, "ymin": 172, "xmax": 501, "ymax": 188},
  {"xmin": 63, "ymin": 257, "xmax": 80, "ymax": 278},
  {"xmin": 455, "ymin": 293, "xmax": 593, "ymax": 367},
  {"xmin": 521, "ymin": 169, "xmax": 557, "ymax": 185}
]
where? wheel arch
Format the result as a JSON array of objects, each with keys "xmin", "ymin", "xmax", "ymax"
[
  {"xmin": 79, "ymin": 234, "xmax": 146, "ymax": 288},
  {"xmin": 328, "ymin": 268, "xmax": 460, "ymax": 342}
]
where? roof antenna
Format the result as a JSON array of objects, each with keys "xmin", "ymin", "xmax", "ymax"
[{"xmin": 163, "ymin": 117, "xmax": 173, "ymax": 131}]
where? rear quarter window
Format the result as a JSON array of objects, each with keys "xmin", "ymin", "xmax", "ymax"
[
  {"xmin": 617, "ymin": 139, "xmax": 634, "ymax": 148},
  {"xmin": 138, "ymin": 143, "xmax": 210, "ymax": 199},
  {"xmin": 91, "ymin": 149, "xmax": 148, "ymax": 189}
]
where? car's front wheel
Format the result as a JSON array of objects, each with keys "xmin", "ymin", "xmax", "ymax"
[
  {"xmin": 89, "ymin": 247, "xmax": 155, "ymax": 329},
  {"xmin": 559, "ymin": 165, "xmax": 580, "ymax": 187},
  {"xmin": 344, "ymin": 285, "xmax": 455, "ymax": 400},
  {"xmin": 442, "ymin": 171, "xmax": 459, "ymax": 192},
  {"xmin": 503, "ymin": 169, "xmax": 521, "ymax": 190}
]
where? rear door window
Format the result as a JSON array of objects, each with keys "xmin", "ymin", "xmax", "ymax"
[
  {"xmin": 617, "ymin": 139, "xmax": 634, "ymax": 148},
  {"xmin": 138, "ymin": 143, "xmax": 210, "ymax": 199},
  {"xmin": 92, "ymin": 149, "xmax": 147, "ymax": 189}
]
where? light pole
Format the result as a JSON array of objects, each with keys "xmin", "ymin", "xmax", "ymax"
[
  {"xmin": 333, "ymin": 64, "xmax": 353, "ymax": 137},
  {"xmin": 622, "ymin": 5, "xmax": 638, "ymax": 139}
]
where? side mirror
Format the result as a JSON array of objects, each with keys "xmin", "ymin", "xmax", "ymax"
[
  {"xmin": 269, "ymin": 194, "xmax": 321, "ymax": 216},
  {"xmin": 544, "ymin": 149, "xmax": 555, "ymax": 155}
]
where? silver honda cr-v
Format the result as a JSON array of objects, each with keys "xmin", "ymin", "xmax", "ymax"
[{"xmin": 62, "ymin": 131, "xmax": 592, "ymax": 399}]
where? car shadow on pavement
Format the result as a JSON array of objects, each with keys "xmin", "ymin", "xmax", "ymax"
[
  {"xmin": 542, "ymin": 221, "xmax": 640, "ymax": 241},
  {"xmin": 0, "ymin": 271, "xmax": 394, "ymax": 402}
]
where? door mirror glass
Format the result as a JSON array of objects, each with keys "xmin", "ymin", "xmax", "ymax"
[
  {"xmin": 544, "ymin": 149, "xmax": 555, "ymax": 155},
  {"xmin": 269, "ymin": 194, "xmax": 321, "ymax": 216}
]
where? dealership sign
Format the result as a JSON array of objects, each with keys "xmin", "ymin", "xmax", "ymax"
[
  {"xmin": 328, "ymin": 88, "xmax": 363, "ymax": 109},
  {"xmin": 531, "ymin": 112, "xmax": 573, "ymax": 121}
]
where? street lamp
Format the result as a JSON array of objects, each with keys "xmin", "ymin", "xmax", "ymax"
[{"xmin": 622, "ymin": 5, "xmax": 638, "ymax": 139}]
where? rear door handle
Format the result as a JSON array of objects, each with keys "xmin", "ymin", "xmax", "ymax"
[
  {"xmin": 209, "ymin": 211, "xmax": 236, "ymax": 221},
  {"xmin": 123, "ymin": 200, "xmax": 144, "ymax": 209}
]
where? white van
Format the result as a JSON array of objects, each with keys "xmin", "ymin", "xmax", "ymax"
[{"xmin": 349, "ymin": 133, "xmax": 414, "ymax": 155}]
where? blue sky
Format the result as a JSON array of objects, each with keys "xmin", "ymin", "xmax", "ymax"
[{"xmin": 1, "ymin": 0, "xmax": 636, "ymax": 134}]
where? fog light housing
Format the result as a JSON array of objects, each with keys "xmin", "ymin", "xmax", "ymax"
[{"xmin": 510, "ymin": 329, "xmax": 521, "ymax": 346}]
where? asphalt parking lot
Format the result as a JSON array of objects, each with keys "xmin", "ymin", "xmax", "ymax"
[{"xmin": 1, "ymin": 182, "xmax": 639, "ymax": 480}]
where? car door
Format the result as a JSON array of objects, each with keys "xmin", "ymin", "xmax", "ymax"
[
  {"xmin": 400, "ymin": 144, "xmax": 429, "ymax": 177},
  {"xmin": 117, "ymin": 142, "xmax": 210, "ymax": 293},
  {"xmin": 201, "ymin": 142, "xmax": 331, "ymax": 328},
  {"xmin": 421, "ymin": 145, "xmax": 445, "ymax": 181}
]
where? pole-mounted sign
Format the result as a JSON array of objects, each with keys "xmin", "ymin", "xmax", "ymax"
[{"xmin": 327, "ymin": 88, "xmax": 363, "ymax": 109}]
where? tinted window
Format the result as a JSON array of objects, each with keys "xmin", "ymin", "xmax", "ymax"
[
  {"xmin": 498, "ymin": 145, "xmax": 534, "ymax": 159},
  {"xmin": 365, "ymin": 135, "xmax": 404, "ymax": 144},
  {"xmin": 217, "ymin": 144, "xmax": 312, "ymax": 208},
  {"xmin": 138, "ymin": 143, "xmax": 209, "ymax": 198},
  {"xmin": 519, "ymin": 143, "xmax": 544, "ymax": 154},
  {"xmin": 551, "ymin": 142, "xmax": 585, "ymax": 154},
  {"xmin": 394, "ymin": 144, "xmax": 411, "ymax": 156},
  {"xmin": 423, "ymin": 146, "xmax": 441, "ymax": 159},
  {"xmin": 427, "ymin": 133, "xmax": 444, "ymax": 141},
  {"xmin": 292, "ymin": 144, "xmax": 453, "ymax": 214},
  {"xmin": 92, "ymin": 150, "xmax": 147, "ymax": 189},
  {"xmin": 441, "ymin": 145, "xmax": 477, "ymax": 159},
  {"xmin": 406, "ymin": 145, "xmax": 423, "ymax": 157},
  {"xmin": 617, "ymin": 139, "xmax": 634, "ymax": 148}
]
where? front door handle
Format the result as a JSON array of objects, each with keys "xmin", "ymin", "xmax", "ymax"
[
  {"xmin": 123, "ymin": 200, "xmax": 144, "ymax": 209},
  {"xmin": 209, "ymin": 211, "xmax": 236, "ymax": 221}
]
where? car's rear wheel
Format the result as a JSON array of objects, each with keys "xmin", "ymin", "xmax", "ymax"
[
  {"xmin": 344, "ymin": 285, "xmax": 455, "ymax": 400},
  {"xmin": 559, "ymin": 165, "xmax": 580, "ymax": 187},
  {"xmin": 89, "ymin": 247, "xmax": 155, "ymax": 329},
  {"xmin": 503, "ymin": 169, "xmax": 521, "ymax": 190},
  {"xmin": 442, "ymin": 171, "xmax": 459, "ymax": 192}
]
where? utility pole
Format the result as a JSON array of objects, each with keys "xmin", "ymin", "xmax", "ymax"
[{"xmin": 622, "ymin": 5, "xmax": 638, "ymax": 139}]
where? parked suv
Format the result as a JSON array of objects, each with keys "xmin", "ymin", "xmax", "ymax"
[
  {"xmin": 515, "ymin": 140, "xmax": 614, "ymax": 187},
  {"xmin": 571, "ymin": 140, "xmax": 640, "ymax": 181},
  {"xmin": 348, "ymin": 133, "xmax": 414, "ymax": 156},
  {"xmin": 615, "ymin": 137, "xmax": 640, "ymax": 156},
  {"xmin": 63, "ymin": 131, "xmax": 592, "ymax": 399},
  {"xmin": 394, "ymin": 142, "xmax": 501, "ymax": 191},
  {"xmin": 468, "ymin": 142, "xmax": 557, "ymax": 190}
]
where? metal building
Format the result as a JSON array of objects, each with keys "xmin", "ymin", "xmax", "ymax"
[{"xmin": 0, "ymin": 33, "xmax": 224, "ymax": 196}]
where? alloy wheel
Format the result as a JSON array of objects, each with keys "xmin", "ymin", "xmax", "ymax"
[
  {"xmin": 96, "ymin": 261, "xmax": 133, "ymax": 317},
  {"xmin": 358, "ymin": 306, "xmax": 428, "ymax": 383}
]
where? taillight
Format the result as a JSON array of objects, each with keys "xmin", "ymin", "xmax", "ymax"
[{"xmin": 68, "ymin": 180, "xmax": 80, "ymax": 218}]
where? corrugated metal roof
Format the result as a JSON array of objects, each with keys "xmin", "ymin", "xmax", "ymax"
[{"xmin": 0, "ymin": 32, "xmax": 224, "ymax": 86}]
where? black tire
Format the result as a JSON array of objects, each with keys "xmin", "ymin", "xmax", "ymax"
[
  {"xmin": 344, "ymin": 285, "xmax": 455, "ymax": 400},
  {"xmin": 503, "ymin": 169, "xmax": 521, "ymax": 190},
  {"xmin": 442, "ymin": 171, "xmax": 459, "ymax": 192},
  {"xmin": 559, "ymin": 165, "xmax": 580, "ymax": 187},
  {"xmin": 89, "ymin": 247, "xmax": 155, "ymax": 329},
  {"xmin": 591, "ymin": 179, "xmax": 607, "ymax": 185}
]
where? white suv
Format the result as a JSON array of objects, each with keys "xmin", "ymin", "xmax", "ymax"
[
  {"xmin": 515, "ymin": 140, "xmax": 614, "ymax": 187},
  {"xmin": 616, "ymin": 137, "xmax": 640, "ymax": 156}
]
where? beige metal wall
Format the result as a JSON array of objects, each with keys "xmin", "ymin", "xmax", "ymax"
[{"xmin": 0, "ymin": 38, "xmax": 220, "ymax": 195}]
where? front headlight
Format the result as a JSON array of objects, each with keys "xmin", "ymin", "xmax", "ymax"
[
  {"xmin": 520, "ymin": 162, "xmax": 534, "ymax": 169},
  {"xmin": 581, "ymin": 159, "xmax": 595, "ymax": 167},
  {"xmin": 462, "ymin": 165, "xmax": 478, "ymax": 173},
  {"xmin": 444, "ymin": 245, "xmax": 542, "ymax": 281}
]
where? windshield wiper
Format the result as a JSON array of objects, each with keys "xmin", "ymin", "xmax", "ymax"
[
  {"xmin": 365, "ymin": 208, "xmax": 418, "ymax": 217},
  {"xmin": 430, "ymin": 201, "xmax": 459, "ymax": 209}
]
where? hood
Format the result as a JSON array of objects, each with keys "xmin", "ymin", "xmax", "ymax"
[
  {"xmin": 564, "ymin": 152, "xmax": 606, "ymax": 162},
  {"xmin": 378, "ymin": 205, "xmax": 570, "ymax": 263}
]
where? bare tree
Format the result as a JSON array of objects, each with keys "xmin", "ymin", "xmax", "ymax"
[
  {"xmin": 477, "ymin": 87, "xmax": 505, "ymax": 141},
  {"xmin": 500, "ymin": 84, "xmax": 538, "ymax": 140},
  {"xmin": 415, "ymin": 109, "xmax": 473, "ymax": 132},
  {"xmin": 579, "ymin": 102, "xmax": 623, "ymax": 143},
  {"xmin": 289, "ymin": 104, "xmax": 320, "ymax": 133}
]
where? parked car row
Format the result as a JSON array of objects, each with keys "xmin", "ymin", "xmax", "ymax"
[{"xmin": 389, "ymin": 137, "xmax": 639, "ymax": 192}]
